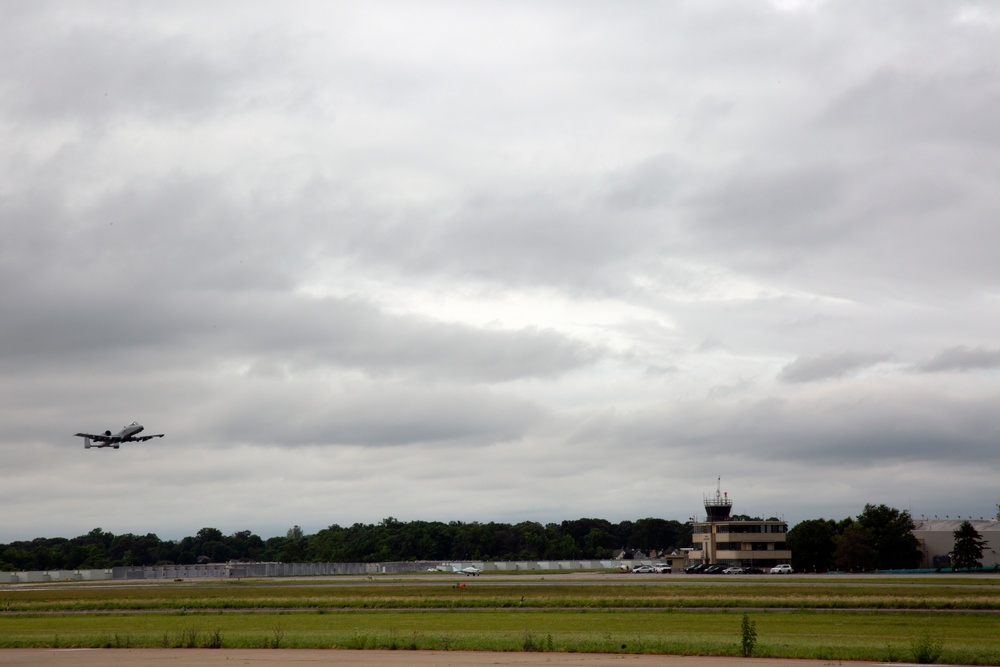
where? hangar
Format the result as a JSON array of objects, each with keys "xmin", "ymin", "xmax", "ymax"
[{"xmin": 911, "ymin": 519, "xmax": 1000, "ymax": 569}]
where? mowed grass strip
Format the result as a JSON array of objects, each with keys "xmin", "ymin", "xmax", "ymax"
[
  {"xmin": 6, "ymin": 578, "xmax": 1000, "ymax": 611},
  {"xmin": 3, "ymin": 608, "xmax": 1000, "ymax": 663}
]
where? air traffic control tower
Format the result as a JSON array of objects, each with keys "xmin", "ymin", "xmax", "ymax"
[
  {"xmin": 704, "ymin": 480, "xmax": 733, "ymax": 522},
  {"xmin": 690, "ymin": 479, "xmax": 791, "ymax": 568}
]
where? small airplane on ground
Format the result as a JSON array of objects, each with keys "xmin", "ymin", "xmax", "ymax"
[
  {"xmin": 74, "ymin": 421, "xmax": 164, "ymax": 449},
  {"xmin": 453, "ymin": 565, "xmax": 482, "ymax": 576}
]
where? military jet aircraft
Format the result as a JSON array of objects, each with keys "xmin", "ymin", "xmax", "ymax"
[{"xmin": 75, "ymin": 421, "xmax": 164, "ymax": 449}]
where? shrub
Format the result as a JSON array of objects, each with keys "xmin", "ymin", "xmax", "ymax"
[
  {"xmin": 741, "ymin": 613, "xmax": 757, "ymax": 657},
  {"xmin": 911, "ymin": 635, "xmax": 943, "ymax": 664},
  {"xmin": 271, "ymin": 624, "xmax": 285, "ymax": 649},
  {"xmin": 204, "ymin": 629, "xmax": 223, "ymax": 649}
]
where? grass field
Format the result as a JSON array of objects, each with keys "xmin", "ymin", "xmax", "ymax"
[{"xmin": 3, "ymin": 574, "xmax": 1000, "ymax": 663}]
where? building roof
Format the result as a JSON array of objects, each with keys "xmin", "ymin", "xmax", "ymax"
[
  {"xmin": 912, "ymin": 519, "xmax": 1000, "ymax": 532},
  {"xmin": 691, "ymin": 517, "xmax": 787, "ymax": 525}
]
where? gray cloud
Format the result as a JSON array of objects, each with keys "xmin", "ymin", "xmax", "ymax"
[
  {"xmin": 823, "ymin": 66, "xmax": 1000, "ymax": 150},
  {"xmin": 617, "ymin": 386, "xmax": 1000, "ymax": 468},
  {"xmin": 205, "ymin": 381, "xmax": 548, "ymax": 448},
  {"xmin": 779, "ymin": 352, "xmax": 893, "ymax": 384},
  {"xmin": 918, "ymin": 345, "xmax": 1000, "ymax": 373},
  {"xmin": 1, "ymin": 285, "xmax": 599, "ymax": 383},
  {"xmin": 0, "ymin": 10, "xmax": 242, "ymax": 124}
]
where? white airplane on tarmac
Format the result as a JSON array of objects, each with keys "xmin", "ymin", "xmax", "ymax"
[
  {"xmin": 74, "ymin": 421, "xmax": 164, "ymax": 449},
  {"xmin": 453, "ymin": 565, "xmax": 482, "ymax": 576}
]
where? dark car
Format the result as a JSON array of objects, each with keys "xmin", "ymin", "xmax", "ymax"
[
  {"xmin": 742, "ymin": 566, "xmax": 764, "ymax": 574},
  {"xmin": 702, "ymin": 565, "xmax": 725, "ymax": 574},
  {"xmin": 684, "ymin": 563, "xmax": 708, "ymax": 574}
]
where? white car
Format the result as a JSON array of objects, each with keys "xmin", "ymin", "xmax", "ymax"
[
  {"xmin": 722, "ymin": 566, "xmax": 743, "ymax": 575},
  {"xmin": 770, "ymin": 564, "xmax": 794, "ymax": 574},
  {"xmin": 652, "ymin": 564, "xmax": 671, "ymax": 573}
]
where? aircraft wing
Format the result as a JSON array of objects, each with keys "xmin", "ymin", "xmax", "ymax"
[
  {"xmin": 75, "ymin": 432, "xmax": 115, "ymax": 443},
  {"xmin": 130, "ymin": 434, "xmax": 165, "ymax": 442}
]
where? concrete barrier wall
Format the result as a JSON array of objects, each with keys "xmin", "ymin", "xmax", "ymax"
[{"xmin": 102, "ymin": 561, "xmax": 444, "ymax": 580}]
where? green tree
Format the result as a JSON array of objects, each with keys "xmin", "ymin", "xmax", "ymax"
[
  {"xmin": 629, "ymin": 518, "xmax": 689, "ymax": 554},
  {"xmin": 197, "ymin": 527, "xmax": 224, "ymax": 543},
  {"xmin": 513, "ymin": 521, "xmax": 546, "ymax": 560},
  {"xmin": 855, "ymin": 504, "xmax": 922, "ymax": 570},
  {"xmin": 950, "ymin": 520, "xmax": 987, "ymax": 571},
  {"xmin": 544, "ymin": 533, "xmax": 580, "ymax": 559},
  {"xmin": 110, "ymin": 533, "xmax": 162, "ymax": 566},
  {"xmin": 559, "ymin": 519, "xmax": 614, "ymax": 553},
  {"xmin": 278, "ymin": 525, "xmax": 306, "ymax": 562},
  {"xmin": 226, "ymin": 530, "xmax": 265, "ymax": 561},
  {"xmin": 583, "ymin": 526, "xmax": 617, "ymax": 558},
  {"xmin": 834, "ymin": 525, "xmax": 876, "ymax": 572},
  {"xmin": 788, "ymin": 518, "xmax": 838, "ymax": 573},
  {"xmin": 480, "ymin": 522, "xmax": 517, "ymax": 560}
]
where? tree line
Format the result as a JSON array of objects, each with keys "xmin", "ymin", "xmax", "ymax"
[
  {"xmin": 788, "ymin": 503, "xmax": 991, "ymax": 572},
  {"xmin": 0, "ymin": 517, "xmax": 691, "ymax": 571},
  {"xmin": 4, "ymin": 504, "xmax": 991, "ymax": 573}
]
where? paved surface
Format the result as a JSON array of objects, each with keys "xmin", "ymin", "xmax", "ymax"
[{"xmin": 0, "ymin": 650, "xmax": 878, "ymax": 667}]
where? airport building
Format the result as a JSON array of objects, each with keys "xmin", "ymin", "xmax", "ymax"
[
  {"xmin": 911, "ymin": 519, "xmax": 1000, "ymax": 569},
  {"xmin": 687, "ymin": 484, "xmax": 791, "ymax": 569}
]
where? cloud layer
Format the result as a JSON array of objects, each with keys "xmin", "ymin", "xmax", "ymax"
[{"xmin": 2, "ymin": 2, "xmax": 999, "ymax": 541}]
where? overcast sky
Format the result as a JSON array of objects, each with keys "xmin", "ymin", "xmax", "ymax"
[{"xmin": 2, "ymin": 1, "xmax": 999, "ymax": 542}]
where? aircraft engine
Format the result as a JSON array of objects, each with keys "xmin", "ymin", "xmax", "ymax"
[{"xmin": 105, "ymin": 430, "xmax": 112, "ymax": 436}]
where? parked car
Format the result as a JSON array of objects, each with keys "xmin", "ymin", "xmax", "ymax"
[
  {"xmin": 702, "ymin": 564, "xmax": 725, "ymax": 574},
  {"xmin": 632, "ymin": 565, "xmax": 655, "ymax": 574},
  {"xmin": 770, "ymin": 564, "xmax": 794, "ymax": 574},
  {"xmin": 652, "ymin": 564, "xmax": 671, "ymax": 573},
  {"xmin": 742, "ymin": 566, "xmax": 764, "ymax": 574},
  {"xmin": 722, "ymin": 566, "xmax": 743, "ymax": 575},
  {"xmin": 684, "ymin": 563, "xmax": 708, "ymax": 574}
]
